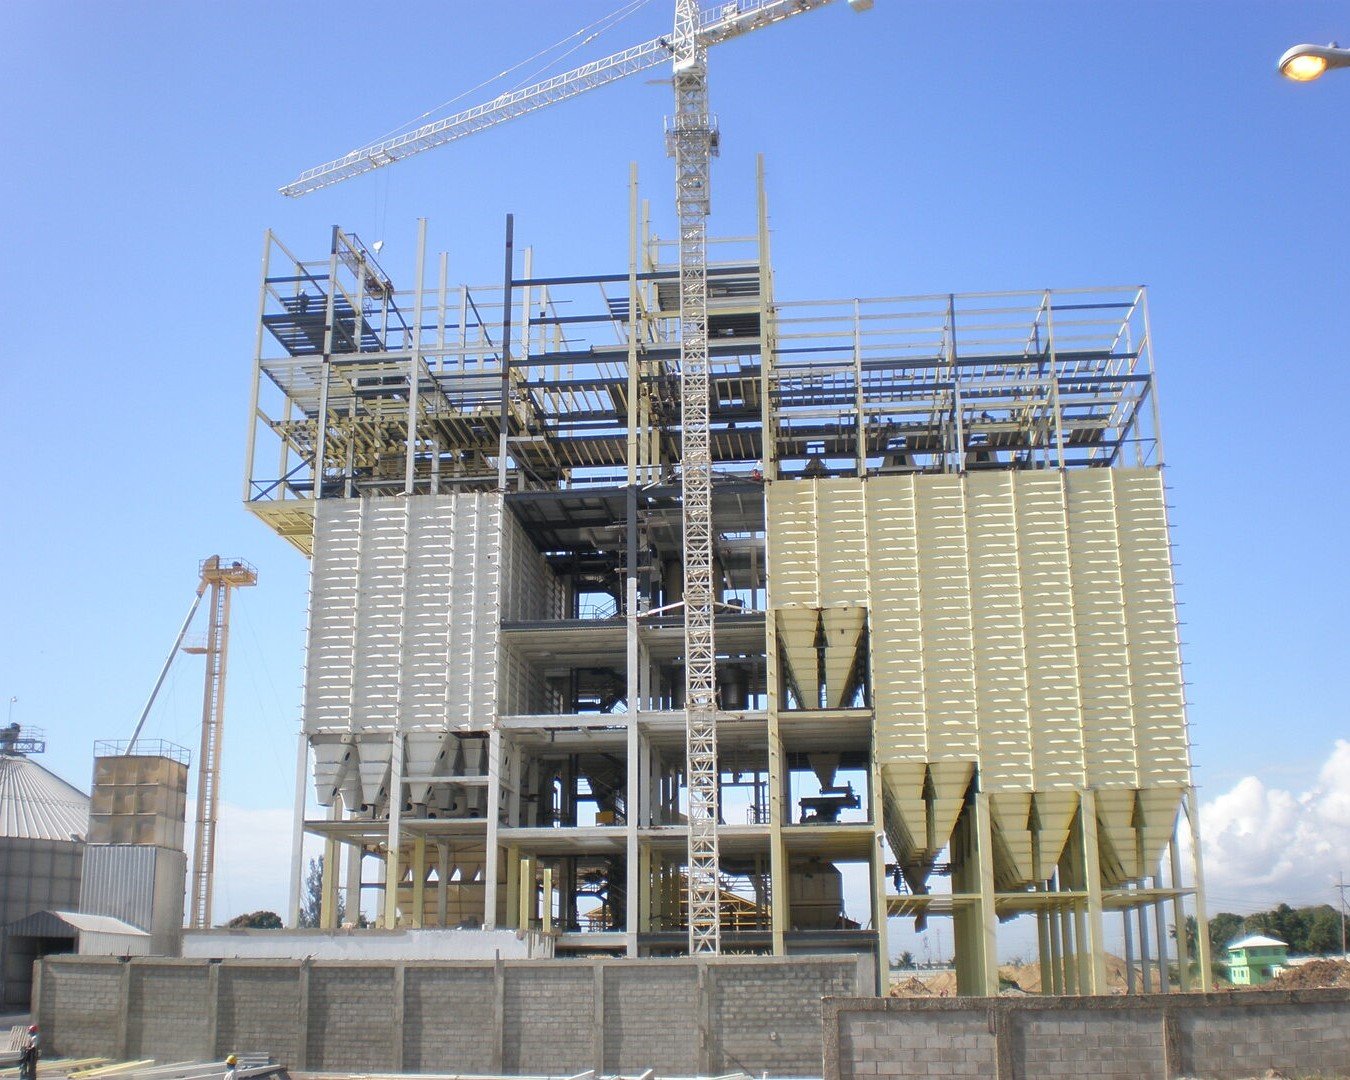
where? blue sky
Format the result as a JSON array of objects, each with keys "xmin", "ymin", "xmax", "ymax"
[{"xmin": 2, "ymin": 1, "xmax": 1347, "ymax": 939}]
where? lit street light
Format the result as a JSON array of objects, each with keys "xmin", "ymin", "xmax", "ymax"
[{"xmin": 1279, "ymin": 42, "xmax": 1350, "ymax": 82}]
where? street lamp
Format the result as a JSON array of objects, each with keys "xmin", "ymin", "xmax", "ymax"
[{"xmin": 1279, "ymin": 42, "xmax": 1350, "ymax": 82}]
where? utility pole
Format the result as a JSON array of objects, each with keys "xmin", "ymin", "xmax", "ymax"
[{"xmin": 1338, "ymin": 872, "xmax": 1347, "ymax": 959}]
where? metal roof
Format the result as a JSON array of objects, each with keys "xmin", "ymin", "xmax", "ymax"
[
  {"xmin": 4, "ymin": 909, "xmax": 147, "ymax": 938},
  {"xmin": 0, "ymin": 753, "xmax": 90, "ymax": 842},
  {"xmin": 1228, "ymin": 934, "xmax": 1287, "ymax": 950}
]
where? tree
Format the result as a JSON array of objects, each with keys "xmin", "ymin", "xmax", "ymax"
[
  {"xmin": 226, "ymin": 910, "xmax": 282, "ymax": 929},
  {"xmin": 896, "ymin": 950, "xmax": 915, "ymax": 969},
  {"xmin": 299, "ymin": 855, "xmax": 343, "ymax": 928},
  {"xmin": 1208, "ymin": 912, "xmax": 1244, "ymax": 953},
  {"xmin": 1171, "ymin": 914, "xmax": 1199, "ymax": 957},
  {"xmin": 1305, "ymin": 906, "xmax": 1343, "ymax": 955}
]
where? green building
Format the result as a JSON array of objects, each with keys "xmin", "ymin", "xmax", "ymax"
[{"xmin": 1226, "ymin": 934, "xmax": 1288, "ymax": 986}]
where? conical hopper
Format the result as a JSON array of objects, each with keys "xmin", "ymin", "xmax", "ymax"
[
  {"xmin": 821, "ymin": 607, "xmax": 867, "ymax": 708},
  {"xmin": 460, "ymin": 737, "xmax": 485, "ymax": 777},
  {"xmin": 1032, "ymin": 790, "xmax": 1080, "ymax": 872},
  {"xmin": 1094, "ymin": 788, "xmax": 1141, "ymax": 883},
  {"xmin": 880, "ymin": 762, "xmax": 927, "ymax": 891},
  {"xmin": 777, "ymin": 608, "xmax": 821, "ymax": 708},
  {"xmin": 357, "ymin": 736, "xmax": 393, "ymax": 807},
  {"xmin": 404, "ymin": 731, "xmax": 444, "ymax": 805},
  {"xmin": 988, "ymin": 791, "xmax": 1034, "ymax": 885},
  {"xmin": 460, "ymin": 738, "xmax": 488, "ymax": 814},
  {"xmin": 311, "ymin": 739, "xmax": 352, "ymax": 807},
  {"xmin": 927, "ymin": 760, "xmax": 975, "ymax": 861},
  {"xmin": 1137, "ymin": 786, "xmax": 1185, "ymax": 878}
]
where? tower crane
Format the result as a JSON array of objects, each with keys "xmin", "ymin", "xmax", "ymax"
[
  {"xmin": 127, "ymin": 556, "xmax": 258, "ymax": 930},
  {"xmin": 281, "ymin": 0, "xmax": 872, "ymax": 953}
]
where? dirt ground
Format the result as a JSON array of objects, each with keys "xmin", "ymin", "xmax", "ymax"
[{"xmin": 889, "ymin": 953, "xmax": 1134, "ymax": 996}]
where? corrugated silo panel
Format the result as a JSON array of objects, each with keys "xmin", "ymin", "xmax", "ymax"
[
  {"xmin": 816, "ymin": 479, "xmax": 868, "ymax": 607},
  {"xmin": 914, "ymin": 476, "xmax": 978, "ymax": 758},
  {"xmin": 351, "ymin": 502, "xmax": 412, "ymax": 730},
  {"xmin": 304, "ymin": 500, "xmax": 362, "ymax": 735},
  {"xmin": 1012, "ymin": 476, "xmax": 1084, "ymax": 873},
  {"xmin": 501, "ymin": 505, "xmax": 561, "ymax": 622},
  {"xmin": 1113, "ymin": 470, "xmax": 1190, "ymax": 788},
  {"xmin": 766, "ymin": 482, "xmax": 819, "ymax": 607},
  {"xmin": 1066, "ymin": 471, "xmax": 1138, "ymax": 788},
  {"xmin": 403, "ymin": 496, "xmax": 455, "ymax": 731},
  {"xmin": 304, "ymin": 493, "xmax": 505, "ymax": 757},
  {"xmin": 1013, "ymin": 473, "xmax": 1084, "ymax": 794},
  {"xmin": 866, "ymin": 476, "xmax": 926, "ymax": 763},
  {"xmin": 467, "ymin": 494, "xmax": 502, "ymax": 728},
  {"xmin": 964, "ymin": 472, "xmax": 1033, "ymax": 794}
]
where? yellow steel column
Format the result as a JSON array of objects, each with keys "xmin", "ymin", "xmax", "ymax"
[
  {"xmin": 1033, "ymin": 829, "xmax": 1054, "ymax": 995},
  {"xmin": 542, "ymin": 866, "xmax": 554, "ymax": 934},
  {"xmin": 973, "ymin": 791, "xmax": 1000, "ymax": 995},
  {"xmin": 518, "ymin": 854, "xmax": 536, "ymax": 930},
  {"xmin": 411, "ymin": 834, "xmax": 427, "ymax": 928},
  {"xmin": 1079, "ymin": 789, "xmax": 1109, "ymax": 993},
  {"xmin": 320, "ymin": 834, "xmax": 340, "ymax": 930},
  {"xmin": 504, "ymin": 844, "xmax": 520, "ymax": 930},
  {"xmin": 1184, "ymin": 788, "xmax": 1214, "ymax": 991},
  {"xmin": 869, "ymin": 755, "xmax": 890, "ymax": 989}
]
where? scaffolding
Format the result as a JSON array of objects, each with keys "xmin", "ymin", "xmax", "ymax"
[{"xmin": 244, "ymin": 164, "xmax": 1207, "ymax": 994}]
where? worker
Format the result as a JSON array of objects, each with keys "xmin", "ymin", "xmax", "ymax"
[
  {"xmin": 224, "ymin": 1054, "xmax": 238, "ymax": 1080},
  {"xmin": 19, "ymin": 1025, "xmax": 38, "ymax": 1080}
]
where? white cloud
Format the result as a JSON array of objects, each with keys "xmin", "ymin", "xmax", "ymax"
[{"xmin": 1198, "ymin": 739, "xmax": 1350, "ymax": 911}]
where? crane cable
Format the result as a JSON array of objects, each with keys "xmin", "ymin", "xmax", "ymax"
[{"xmin": 355, "ymin": 0, "xmax": 658, "ymax": 154}]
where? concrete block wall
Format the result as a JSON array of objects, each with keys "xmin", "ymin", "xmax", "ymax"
[
  {"xmin": 36, "ymin": 953, "xmax": 869, "ymax": 1076},
  {"xmin": 305, "ymin": 965, "xmax": 397, "ymax": 1071},
  {"xmin": 215, "ymin": 965, "xmax": 303, "ymax": 1066},
  {"xmin": 402, "ymin": 965, "xmax": 497, "ymax": 1074},
  {"xmin": 33, "ymin": 955, "xmax": 122, "ymax": 1060},
  {"xmin": 502, "ymin": 965, "xmax": 595, "ymax": 1074},
  {"xmin": 713, "ymin": 960, "xmax": 863, "ymax": 1076},
  {"xmin": 602, "ymin": 962, "xmax": 700, "ymax": 1073},
  {"xmin": 126, "ymin": 964, "xmax": 211, "ymax": 1061},
  {"xmin": 825, "ymin": 990, "xmax": 1350, "ymax": 1080}
]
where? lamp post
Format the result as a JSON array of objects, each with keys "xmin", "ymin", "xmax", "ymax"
[{"xmin": 1278, "ymin": 42, "xmax": 1350, "ymax": 82}]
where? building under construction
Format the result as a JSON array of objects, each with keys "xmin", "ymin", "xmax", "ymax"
[{"xmin": 243, "ymin": 165, "xmax": 1210, "ymax": 996}]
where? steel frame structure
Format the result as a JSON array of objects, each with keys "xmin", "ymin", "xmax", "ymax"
[{"xmin": 245, "ymin": 166, "xmax": 1207, "ymax": 992}]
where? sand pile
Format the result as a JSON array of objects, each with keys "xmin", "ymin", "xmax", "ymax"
[{"xmin": 1266, "ymin": 958, "xmax": 1350, "ymax": 990}]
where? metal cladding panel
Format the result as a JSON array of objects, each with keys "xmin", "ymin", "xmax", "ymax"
[
  {"xmin": 913, "ymin": 477, "xmax": 978, "ymax": 760},
  {"xmin": 1113, "ymin": 470, "xmax": 1190, "ymax": 787},
  {"xmin": 765, "ymin": 480, "xmax": 866, "ymax": 707},
  {"xmin": 303, "ymin": 494, "xmax": 503, "ymax": 740},
  {"xmin": 1066, "ymin": 471, "xmax": 1138, "ymax": 789},
  {"xmin": 764, "ymin": 470, "xmax": 1191, "ymax": 887},
  {"xmin": 964, "ymin": 473, "xmax": 1032, "ymax": 792},
  {"xmin": 866, "ymin": 477, "xmax": 927, "ymax": 763},
  {"xmin": 77, "ymin": 843, "xmax": 184, "ymax": 946},
  {"xmin": 766, "ymin": 481, "xmax": 820, "ymax": 607},
  {"xmin": 501, "ymin": 508, "xmax": 561, "ymax": 621},
  {"xmin": 815, "ymin": 480, "xmax": 867, "ymax": 607},
  {"xmin": 1013, "ymin": 473, "xmax": 1086, "ymax": 791}
]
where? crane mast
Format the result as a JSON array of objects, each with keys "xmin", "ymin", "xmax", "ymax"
[{"xmin": 669, "ymin": 0, "xmax": 721, "ymax": 954}]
